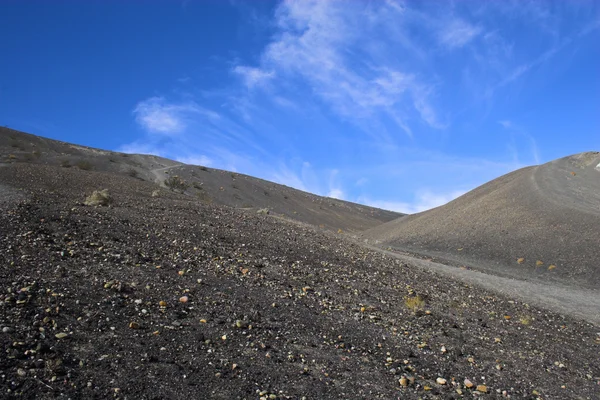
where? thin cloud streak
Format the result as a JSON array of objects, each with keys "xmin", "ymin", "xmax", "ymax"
[{"xmin": 235, "ymin": 0, "xmax": 444, "ymax": 139}]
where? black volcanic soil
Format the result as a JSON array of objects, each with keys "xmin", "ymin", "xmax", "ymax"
[
  {"xmin": 0, "ymin": 127, "xmax": 400, "ymax": 233},
  {"xmin": 365, "ymin": 152, "xmax": 600, "ymax": 290},
  {"xmin": 1, "ymin": 163, "xmax": 599, "ymax": 399}
]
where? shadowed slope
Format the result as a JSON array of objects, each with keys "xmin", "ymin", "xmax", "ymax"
[
  {"xmin": 365, "ymin": 152, "xmax": 600, "ymax": 288},
  {"xmin": 0, "ymin": 127, "xmax": 400, "ymax": 232}
]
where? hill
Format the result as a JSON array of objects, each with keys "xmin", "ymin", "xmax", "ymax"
[
  {"xmin": 0, "ymin": 127, "xmax": 400, "ymax": 232},
  {"xmin": 364, "ymin": 152, "xmax": 600, "ymax": 289},
  {"xmin": 0, "ymin": 129, "xmax": 599, "ymax": 398}
]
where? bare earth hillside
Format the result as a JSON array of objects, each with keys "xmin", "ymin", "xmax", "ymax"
[
  {"xmin": 365, "ymin": 152, "xmax": 600, "ymax": 290},
  {"xmin": 0, "ymin": 127, "xmax": 400, "ymax": 233},
  {"xmin": 0, "ymin": 132, "xmax": 599, "ymax": 399}
]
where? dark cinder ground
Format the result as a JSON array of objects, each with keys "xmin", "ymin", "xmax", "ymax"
[
  {"xmin": 0, "ymin": 162, "xmax": 599, "ymax": 400},
  {"xmin": 1, "ymin": 130, "xmax": 600, "ymax": 399}
]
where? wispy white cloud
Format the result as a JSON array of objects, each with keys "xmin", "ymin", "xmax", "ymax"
[
  {"xmin": 485, "ymin": 18, "xmax": 600, "ymax": 98},
  {"xmin": 133, "ymin": 97, "xmax": 189, "ymax": 134},
  {"xmin": 360, "ymin": 189, "xmax": 466, "ymax": 214},
  {"xmin": 133, "ymin": 97, "xmax": 221, "ymax": 135},
  {"xmin": 355, "ymin": 177, "xmax": 368, "ymax": 186},
  {"xmin": 327, "ymin": 188, "xmax": 344, "ymax": 200},
  {"xmin": 498, "ymin": 119, "xmax": 540, "ymax": 164},
  {"xmin": 497, "ymin": 120, "xmax": 512, "ymax": 129},
  {"xmin": 233, "ymin": 65, "xmax": 275, "ymax": 89},
  {"xmin": 326, "ymin": 169, "xmax": 345, "ymax": 200},
  {"xmin": 117, "ymin": 141, "xmax": 165, "ymax": 156},
  {"xmin": 176, "ymin": 155, "xmax": 213, "ymax": 167},
  {"xmin": 438, "ymin": 18, "xmax": 482, "ymax": 49},
  {"xmin": 242, "ymin": 0, "xmax": 444, "ymax": 137}
]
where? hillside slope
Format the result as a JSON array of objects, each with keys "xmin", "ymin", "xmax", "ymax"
[
  {"xmin": 0, "ymin": 161, "xmax": 599, "ymax": 399},
  {"xmin": 365, "ymin": 152, "xmax": 600, "ymax": 289},
  {"xmin": 0, "ymin": 127, "xmax": 400, "ymax": 232}
]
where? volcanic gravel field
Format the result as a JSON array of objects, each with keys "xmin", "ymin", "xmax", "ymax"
[{"xmin": 1, "ymin": 163, "xmax": 599, "ymax": 399}]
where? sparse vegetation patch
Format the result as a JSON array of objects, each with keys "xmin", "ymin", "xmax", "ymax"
[
  {"xmin": 404, "ymin": 295, "xmax": 425, "ymax": 313},
  {"xmin": 164, "ymin": 175, "xmax": 189, "ymax": 192},
  {"xmin": 76, "ymin": 160, "xmax": 93, "ymax": 170},
  {"xmin": 84, "ymin": 189, "xmax": 112, "ymax": 206}
]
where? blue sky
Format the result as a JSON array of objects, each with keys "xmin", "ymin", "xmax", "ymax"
[{"xmin": 1, "ymin": 1, "xmax": 599, "ymax": 213}]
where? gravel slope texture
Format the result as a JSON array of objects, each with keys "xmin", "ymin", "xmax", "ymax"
[
  {"xmin": 364, "ymin": 152, "xmax": 600, "ymax": 289},
  {"xmin": 1, "ymin": 163, "xmax": 599, "ymax": 399},
  {"xmin": 0, "ymin": 127, "xmax": 400, "ymax": 233}
]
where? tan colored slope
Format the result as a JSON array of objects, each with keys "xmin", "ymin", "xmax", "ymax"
[
  {"xmin": 0, "ymin": 127, "xmax": 400, "ymax": 232},
  {"xmin": 365, "ymin": 152, "xmax": 600, "ymax": 289}
]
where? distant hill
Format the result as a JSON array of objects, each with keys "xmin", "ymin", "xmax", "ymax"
[
  {"xmin": 364, "ymin": 152, "xmax": 600, "ymax": 289},
  {"xmin": 0, "ymin": 127, "xmax": 400, "ymax": 232}
]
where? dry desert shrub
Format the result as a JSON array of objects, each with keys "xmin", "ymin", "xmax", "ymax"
[
  {"xmin": 76, "ymin": 160, "xmax": 93, "ymax": 170},
  {"xmin": 164, "ymin": 175, "xmax": 189, "ymax": 192},
  {"xmin": 404, "ymin": 295, "xmax": 425, "ymax": 313},
  {"xmin": 84, "ymin": 189, "xmax": 112, "ymax": 206}
]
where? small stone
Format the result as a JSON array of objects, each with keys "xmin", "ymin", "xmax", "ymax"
[
  {"xmin": 129, "ymin": 322, "xmax": 140, "ymax": 329},
  {"xmin": 2, "ymin": 327, "xmax": 11, "ymax": 333},
  {"xmin": 159, "ymin": 301, "xmax": 167, "ymax": 307},
  {"xmin": 476, "ymin": 385, "xmax": 488, "ymax": 393},
  {"xmin": 464, "ymin": 379, "xmax": 474, "ymax": 388},
  {"xmin": 440, "ymin": 345, "xmax": 447, "ymax": 353},
  {"xmin": 436, "ymin": 377, "xmax": 447, "ymax": 385},
  {"xmin": 55, "ymin": 332, "xmax": 69, "ymax": 339},
  {"xmin": 17, "ymin": 368, "xmax": 26, "ymax": 377},
  {"xmin": 399, "ymin": 377, "xmax": 408, "ymax": 387},
  {"xmin": 179, "ymin": 296, "xmax": 189, "ymax": 303}
]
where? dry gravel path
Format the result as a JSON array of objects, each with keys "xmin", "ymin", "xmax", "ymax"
[{"xmin": 368, "ymin": 246, "xmax": 600, "ymax": 326}]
